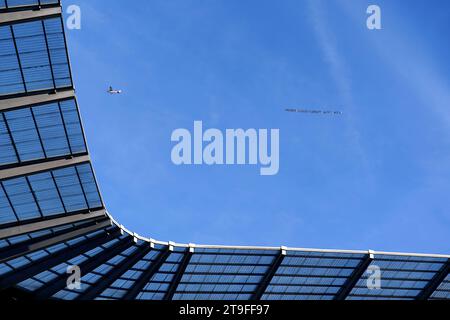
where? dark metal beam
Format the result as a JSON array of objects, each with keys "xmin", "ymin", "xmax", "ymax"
[
  {"xmin": 77, "ymin": 243, "xmax": 152, "ymax": 300},
  {"xmin": 251, "ymin": 247, "xmax": 286, "ymax": 300},
  {"xmin": 417, "ymin": 258, "xmax": 450, "ymax": 300},
  {"xmin": 0, "ymin": 218, "xmax": 111, "ymax": 263},
  {"xmin": 334, "ymin": 252, "xmax": 374, "ymax": 300},
  {"xmin": 0, "ymin": 155, "xmax": 90, "ymax": 180},
  {"xmin": 58, "ymin": 14, "xmax": 75, "ymax": 93},
  {"xmin": 35, "ymin": 237, "xmax": 136, "ymax": 299},
  {"xmin": 49, "ymin": 170, "xmax": 67, "ymax": 214},
  {"xmin": 123, "ymin": 248, "xmax": 171, "ymax": 300},
  {"xmin": 29, "ymin": 107, "xmax": 47, "ymax": 158},
  {"xmin": 9, "ymin": 24, "xmax": 27, "ymax": 94},
  {"xmin": 57, "ymin": 101, "xmax": 73, "ymax": 154},
  {"xmin": 1, "ymin": 112, "xmax": 20, "ymax": 163},
  {"xmin": 0, "ymin": 209, "xmax": 106, "ymax": 239},
  {"xmin": 163, "ymin": 248, "xmax": 193, "ymax": 301},
  {"xmin": 24, "ymin": 176, "xmax": 44, "ymax": 218},
  {"xmin": 0, "ymin": 90, "xmax": 75, "ymax": 112},
  {"xmin": 0, "ymin": 227, "xmax": 120, "ymax": 290},
  {"xmin": 0, "ymin": 181, "xmax": 19, "ymax": 222},
  {"xmin": 0, "ymin": 7, "xmax": 61, "ymax": 26},
  {"xmin": 41, "ymin": 19, "xmax": 57, "ymax": 90},
  {"xmin": 0, "ymin": 153, "xmax": 90, "ymax": 176},
  {"xmin": 74, "ymin": 165, "xmax": 90, "ymax": 209}
]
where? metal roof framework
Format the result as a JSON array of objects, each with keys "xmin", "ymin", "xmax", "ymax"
[{"xmin": 0, "ymin": 2, "xmax": 449, "ymax": 301}]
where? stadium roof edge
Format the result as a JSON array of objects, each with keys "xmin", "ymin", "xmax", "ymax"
[{"xmin": 105, "ymin": 212, "xmax": 450, "ymax": 258}]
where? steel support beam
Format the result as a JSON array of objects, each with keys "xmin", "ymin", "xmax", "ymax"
[
  {"xmin": 0, "ymin": 155, "xmax": 90, "ymax": 180},
  {"xmin": 164, "ymin": 248, "xmax": 193, "ymax": 301},
  {"xmin": 0, "ymin": 228, "xmax": 121, "ymax": 290},
  {"xmin": 0, "ymin": 209, "xmax": 106, "ymax": 239},
  {"xmin": 417, "ymin": 259, "xmax": 450, "ymax": 300},
  {"xmin": 0, "ymin": 218, "xmax": 111, "ymax": 263},
  {"xmin": 0, "ymin": 90, "xmax": 75, "ymax": 112},
  {"xmin": 77, "ymin": 243, "xmax": 152, "ymax": 300},
  {"xmin": 123, "ymin": 248, "xmax": 172, "ymax": 300},
  {"xmin": 251, "ymin": 247, "xmax": 286, "ymax": 300},
  {"xmin": 0, "ymin": 7, "xmax": 61, "ymax": 26},
  {"xmin": 334, "ymin": 252, "xmax": 374, "ymax": 300},
  {"xmin": 35, "ymin": 237, "xmax": 136, "ymax": 299}
]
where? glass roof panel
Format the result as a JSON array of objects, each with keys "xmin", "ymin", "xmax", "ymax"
[
  {"xmin": 17, "ymin": 237, "xmax": 121, "ymax": 292},
  {"xmin": 348, "ymin": 255, "xmax": 447, "ymax": 300},
  {"xmin": 0, "ymin": 99, "xmax": 87, "ymax": 167},
  {"xmin": 0, "ymin": 225, "xmax": 117, "ymax": 278},
  {"xmin": 0, "ymin": 163, "xmax": 103, "ymax": 226},
  {"xmin": 173, "ymin": 249, "xmax": 278, "ymax": 301},
  {"xmin": 262, "ymin": 251, "xmax": 366, "ymax": 300},
  {"xmin": 1, "ymin": 0, "xmax": 60, "ymax": 9},
  {"xmin": 430, "ymin": 273, "xmax": 450, "ymax": 300},
  {"xmin": 0, "ymin": 16, "xmax": 71, "ymax": 97}
]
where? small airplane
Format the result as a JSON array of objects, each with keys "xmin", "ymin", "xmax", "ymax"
[{"xmin": 107, "ymin": 86, "xmax": 122, "ymax": 94}]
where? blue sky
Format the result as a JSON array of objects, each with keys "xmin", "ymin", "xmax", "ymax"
[{"xmin": 64, "ymin": 0, "xmax": 450, "ymax": 254}]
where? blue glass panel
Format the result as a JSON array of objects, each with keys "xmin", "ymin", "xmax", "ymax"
[
  {"xmin": 0, "ymin": 98, "xmax": 87, "ymax": 166},
  {"xmin": 2, "ymin": 177, "xmax": 40, "ymax": 220},
  {"xmin": 0, "ymin": 99, "xmax": 87, "ymax": 165},
  {"xmin": 27, "ymin": 172, "xmax": 64, "ymax": 216},
  {"xmin": 6, "ymin": 0, "xmax": 39, "ymax": 7},
  {"xmin": 13, "ymin": 21, "xmax": 53, "ymax": 92},
  {"xmin": 0, "ymin": 184, "xmax": 17, "ymax": 224},
  {"xmin": 32, "ymin": 103, "xmax": 70, "ymax": 157},
  {"xmin": 52, "ymin": 166, "xmax": 87, "ymax": 212},
  {"xmin": 262, "ymin": 251, "xmax": 366, "ymax": 300},
  {"xmin": 76, "ymin": 163, "xmax": 102, "ymax": 208},
  {"xmin": 5, "ymin": 108, "xmax": 44, "ymax": 162},
  {"xmin": 43, "ymin": 18, "xmax": 71, "ymax": 88},
  {"xmin": 0, "ymin": 16, "xmax": 71, "ymax": 97},
  {"xmin": 59, "ymin": 100, "xmax": 85, "ymax": 153},
  {"xmin": 431, "ymin": 274, "xmax": 450, "ymax": 299},
  {"xmin": 1, "ymin": 163, "xmax": 102, "ymax": 225},
  {"xmin": 2, "ymin": 0, "xmax": 60, "ymax": 8},
  {"xmin": 348, "ymin": 255, "xmax": 447, "ymax": 300},
  {"xmin": 0, "ymin": 26, "xmax": 24, "ymax": 95}
]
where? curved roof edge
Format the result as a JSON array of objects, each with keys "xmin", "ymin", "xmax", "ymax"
[{"xmin": 106, "ymin": 211, "xmax": 450, "ymax": 258}]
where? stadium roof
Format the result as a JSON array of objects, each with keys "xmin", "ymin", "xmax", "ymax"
[{"xmin": 0, "ymin": 1, "xmax": 449, "ymax": 301}]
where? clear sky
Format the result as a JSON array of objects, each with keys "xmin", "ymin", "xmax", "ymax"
[{"xmin": 64, "ymin": 0, "xmax": 450, "ymax": 254}]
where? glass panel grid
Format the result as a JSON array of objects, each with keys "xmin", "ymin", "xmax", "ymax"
[
  {"xmin": 348, "ymin": 255, "xmax": 448, "ymax": 300},
  {"xmin": 0, "ymin": 226, "xmax": 116, "ymax": 278},
  {"xmin": 51, "ymin": 235, "xmax": 137, "ymax": 300},
  {"xmin": 0, "ymin": 217, "xmax": 102, "ymax": 249},
  {"xmin": 0, "ymin": 16, "xmax": 71, "ymax": 97},
  {"xmin": 135, "ymin": 249, "xmax": 186, "ymax": 300},
  {"xmin": 0, "ymin": 99, "xmax": 87, "ymax": 167},
  {"xmin": 16, "ymin": 237, "xmax": 120, "ymax": 292},
  {"xmin": 97, "ymin": 245, "xmax": 168, "ymax": 300},
  {"xmin": 173, "ymin": 249, "xmax": 278, "ymax": 301},
  {"xmin": 0, "ymin": 163, "xmax": 103, "ymax": 225},
  {"xmin": 0, "ymin": 0, "xmax": 60, "ymax": 10},
  {"xmin": 262, "ymin": 251, "xmax": 366, "ymax": 301},
  {"xmin": 430, "ymin": 273, "xmax": 450, "ymax": 300}
]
